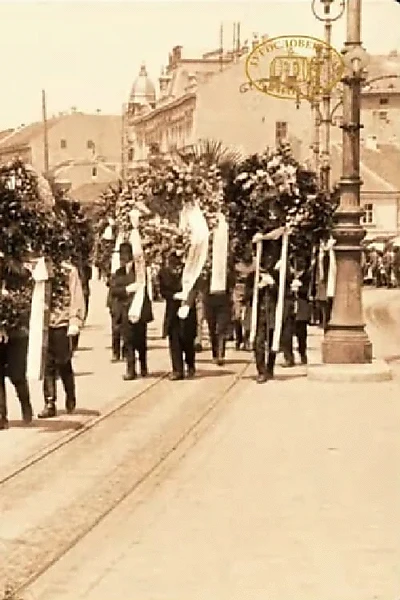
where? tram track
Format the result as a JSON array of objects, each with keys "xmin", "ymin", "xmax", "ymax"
[
  {"xmin": 0, "ymin": 357, "xmax": 251, "ymax": 595},
  {"xmin": 0, "ymin": 372, "xmax": 168, "ymax": 487}
]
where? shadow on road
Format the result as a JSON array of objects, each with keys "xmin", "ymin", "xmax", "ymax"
[
  {"xmin": 194, "ymin": 369, "xmax": 235, "ymax": 378},
  {"xmin": 8, "ymin": 420, "xmax": 84, "ymax": 432}
]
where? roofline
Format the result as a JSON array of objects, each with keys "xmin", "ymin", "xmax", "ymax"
[
  {"xmin": 0, "ymin": 113, "xmax": 123, "ymax": 151},
  {"xmin": 131, "ymin": 92, "xmax": 196, "ymax": 124},
  {"xmin": 0, "ymin": 142, "xmax": 30, "ymax": 154},
  {"xmin": 331, "ymin": 142, "xmax": 399, "ymax": 191}
]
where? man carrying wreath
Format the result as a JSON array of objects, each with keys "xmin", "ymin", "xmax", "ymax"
[
  {"xmin": 159, "ymin": 249, "xmax": 197, "ymax": 380},
  {"xmin": 109, "ymin": 242, "xmax": 153, "ymax": 380}
]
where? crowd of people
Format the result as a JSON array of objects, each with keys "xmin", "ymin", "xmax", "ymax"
[
  {"xmin": 105, "ymin": 232, "xmax": 335, "ymax": 385},
  {"xmin": 363, "ymin": 245, "xmax": 400, "ymax": 288},
  {"xmin": 0, "ymin": 144, "xmax": 342, "ymax": 430}
]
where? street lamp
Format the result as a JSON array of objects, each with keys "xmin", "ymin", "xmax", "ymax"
[
  {"xmin": 311, "ymin": 0, "xmax": 345, "ymax": 191},
  {"xmin": 321, "ymin": 0, "xmax": 372, "ymax": 364}
]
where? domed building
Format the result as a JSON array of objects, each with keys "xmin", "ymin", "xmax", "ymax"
[{"xmin": 128, "ymin": 64, "xmax": 156, "ymax": 117}]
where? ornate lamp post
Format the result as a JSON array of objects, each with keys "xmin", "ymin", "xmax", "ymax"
[
  {"xmin": 311, "ymin": 0, "xmax": 345, "ymax": 191},
  {"xmin": 321, "ymin": 0, "xmax": 372, "ymax": 364}
]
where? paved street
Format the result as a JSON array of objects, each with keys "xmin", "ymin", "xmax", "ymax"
[
  {"xmin": 11, "ymin": 286, "xmax": 400, "ymax": 600},
  {"xmin": 0, "ymin": 279, "xmax": 170, "ymax": 481}
]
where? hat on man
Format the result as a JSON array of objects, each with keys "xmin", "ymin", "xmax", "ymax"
[{"xmin": 118, "ymin": 242, "xmax": 133, "ymax": 256}]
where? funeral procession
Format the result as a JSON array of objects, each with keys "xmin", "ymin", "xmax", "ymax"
[{"xmin": 0, "ymin": 0, "xmax": 399, "ymax": 598}]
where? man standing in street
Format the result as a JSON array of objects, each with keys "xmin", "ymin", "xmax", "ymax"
[
  {"xmin": 203, "ymin": 260, "xmax": 236, "ymax": 366},
  {"xmin": 159, "ymin": 250, "xmax": 197, "ymax": 380},
  {"xmin": 245, "ymin": 241, "xmax": 279, "ymax": 383},
  {"xmin": 109, "ymin": 243, "xmax": 153, "ymax": 381},
  {"xmin": 38, "ymin": 259, "xmax": 85, "ymax": 419}
]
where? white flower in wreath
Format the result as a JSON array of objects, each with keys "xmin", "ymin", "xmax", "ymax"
[
  {"xmin": 242, "ymin": 180, "xmax": 253, "ymax": 190},
  {"xmin": 267, "ymin": 156, "xmax": 280, "ymax": 169},
  {"xmin": 236, "ymin": 172, "xmax": 249, "ymax": 181}
]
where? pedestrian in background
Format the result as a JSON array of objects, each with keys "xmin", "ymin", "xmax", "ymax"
[{"xmin": 286, "ymin": 255, "xmax": 312, "ymax": 365}]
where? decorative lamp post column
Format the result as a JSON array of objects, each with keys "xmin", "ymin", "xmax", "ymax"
[
  {"xmin": 311, "ymin": 0, "xmax": 345, "ymax": 191},
  {"xmin": 321, "ymin": 0, "xmax": 371, "ymax": 363}
]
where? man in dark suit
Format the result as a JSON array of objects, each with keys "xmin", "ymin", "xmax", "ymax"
[
  {"xmin": 286, "ymin": 255, "xmax": 312, "ymax": 365},
  {"xmin": 158, "ymin": 251, "xmax": 197, "ymax": 380},
  {"xmin": 244, "ymin": 242, "xmax": 280, "ymax": 383},
  {"xmin": 0, "ymin": 259, "xmax": 34, "ymax": 429},
  {"xmin": 202, "ymin": 259, "xmax": 236, "ymax": 366},
  {"xmin": 107, "ymin": 272, "xmax": 124, "ymax": 362},
  {"xmin": 109, "ymin": 243, "xmax": 153, "ymax": 380}
]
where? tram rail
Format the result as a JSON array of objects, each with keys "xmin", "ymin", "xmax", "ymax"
[{"xmin": 1, "ymin": 359, "xmax": 250, "ymax": 595}]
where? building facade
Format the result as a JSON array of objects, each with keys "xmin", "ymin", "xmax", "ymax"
[
  {"xmin": 123, "ymin": 37, "xmax": 313, "ymax": 175},
  {"xmin": 330, "ymin": 142, "xmax": 400, "ymax": 241},
  {"xmin": 0, "ymin": 112, "xmax": 122, "ymax": 192}
]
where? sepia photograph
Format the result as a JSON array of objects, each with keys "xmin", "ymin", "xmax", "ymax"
[{"xmin": 0, "ymin": 0, "xmax": 399, "ymax": 598}]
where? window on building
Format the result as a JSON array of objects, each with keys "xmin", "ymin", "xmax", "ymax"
[
  {"xmin": 379, "ymin": 97, "xmax": 389, "ymax": 105},
  {"xmin": 379, "ymin": 111, "xmax": 388, "ymax": 120},
  {"xmin": 60, "ymin": 139, "xmax": 67, "ymax": 149},
  {"xmin": 362, "ymin": 203, "xmax": 374, "ymax": 224},
  {"xmin": 128, "ymin": 148, "xmax": 134, "ymax": 162},
  {"xmin": 92, "ymin": 166, "xmax": 97, "ymax": 177},
  {"xmin": 275, "ymin": 121, "xmax": 288, "ymax": 145},
  {"xmin": 87, "ymin": 140, "xmax": 95, "ymax": 150}
]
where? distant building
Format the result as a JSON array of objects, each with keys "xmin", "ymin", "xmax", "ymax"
[
  {"xmin": 330, "ymin": 142, "xmax": 400, "ymax": 241},
  {"xmin": 360, "ymin": 52, "xmax": 400, "ymax": 147},
  {"xmin": 122, "ymin": 37, "xmax": 312, "ymax": 174},
  {"xmin": 0, "ymin": 111, "xmax": 122, "ymax": 192}
]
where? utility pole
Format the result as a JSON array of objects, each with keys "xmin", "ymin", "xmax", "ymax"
[
  {"xmin": 219, "ymin": 23, "xmax": 224, "ymax": 72},
  {"xmin": 42, "ymin": 89, "xmax": 50, "ymax": 176},
  {"xmin": 121, "ymin": 104, "xmax": 126, "ymax": 183}
]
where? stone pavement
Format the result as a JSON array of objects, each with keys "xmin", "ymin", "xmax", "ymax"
[
  {"xmin": 0, "ymin": 279, "xmax": 171, "ymax": 480},
  {"xmin": 23, "ymin": 291, "xmax": 400, "ymax": 600}
]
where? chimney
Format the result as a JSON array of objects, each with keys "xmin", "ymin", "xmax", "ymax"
[
  {"xmin": 252, "ymin": 33, "xmax": 259, "ymax": 50},
  {"xmin": 172, "ymin": 45, "xmax": 182, "ymax": 64},
  {"xmin": 365, "ymin": 134, "xmax": 378, "ymax": 151}
]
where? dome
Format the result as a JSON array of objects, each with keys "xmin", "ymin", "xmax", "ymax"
[{"xmin": 129, "ymin": 64, "xmax": 156, "ymax": 106}]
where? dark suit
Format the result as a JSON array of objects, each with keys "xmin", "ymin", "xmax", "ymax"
[
  {"xmin": 110, "ymin": 265, "xmax": 153, "ymax": 375},
  {"xmin": 245, "ymin": 266, "xmax": 296, "ymax": 374},
  {"xmin": 159, "ymin": 265, "xmax": 197, "ymax": 376},
  {"xmin": 0, "ymin": 265, "xmax": 33, "ymax": 422},
  {"xmin": 107, "ymin": 274, "xmax": 123, "ymax": 360},
  {"xmin": 245, "ymin": 269, "xmax": 278, "ymax": 376},
  {"xmin": 286, "ymin": 269, "xmax": 311, "ymax": 362},
  {"xmin": 203, "ymin": 267, "xmax": 236, "ymax": 360}
]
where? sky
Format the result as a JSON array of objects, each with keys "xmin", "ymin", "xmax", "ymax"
[{"xmin": 0, "ymin": 0, "xmax": 398, "ymax": 130}]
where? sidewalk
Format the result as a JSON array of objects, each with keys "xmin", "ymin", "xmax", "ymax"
[{"xmin": 24, "ymin": 292, "xmax": 400, "ymax": 600}]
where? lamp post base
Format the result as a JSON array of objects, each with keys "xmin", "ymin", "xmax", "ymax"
[
  {"xmin": 321, "ymin": 326, "xmax": 372, "ymax": 363},
  {"xmin": 307, "ymin": 359, "xmax": 392, "ymax": 382}
]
